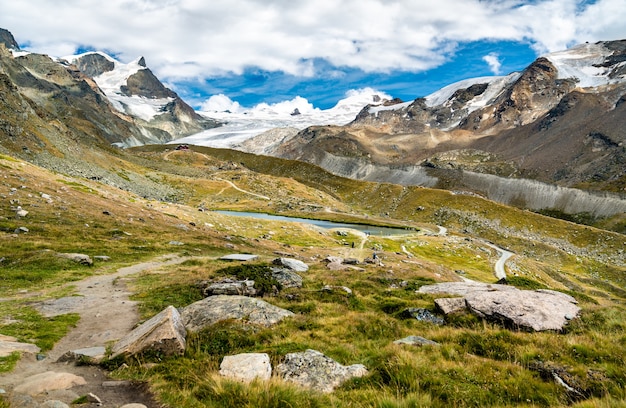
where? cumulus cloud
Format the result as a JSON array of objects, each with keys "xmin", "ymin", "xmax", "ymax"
[
  {"xmin": 482, "ymin": 53, "xmax": 502, "ymax": 75},
  {"xmin": 2, "ymin": 0, "xmax": 626, "ymax": 82},
  {"xmin": 200, "ymin": 94, "xmax": 242, "ymax": 113}
]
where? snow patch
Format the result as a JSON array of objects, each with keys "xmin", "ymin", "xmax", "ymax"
[
  {"xmin": 424, "ymin": 74, "xmax": 519, "ymax": 109},
  {"xmin": 63, "ymin": 52, "xmax": 173, "ymax": 121},
  {"xmin": 180, "ymin": 88, "xmax": 392, "ymax": 148},
  {"xmin": 544, "ymin": 42, "xmax": 625, "ymax": 88}
]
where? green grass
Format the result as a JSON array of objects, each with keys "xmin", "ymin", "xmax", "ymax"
[{"xmin": 0, "ymin": 305, "xmax": 79, "ymax": 351}]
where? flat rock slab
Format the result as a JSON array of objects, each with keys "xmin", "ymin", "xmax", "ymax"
[
  {"xmin": 111, "ymin": 305, "xmax": 186, "ymax": 359},
  {"xmin": 465, "ymin": 289, "xmax": 580, "ymax": 331},
  {"xmin": 276, "ymin": 349, "xmax": 368, "ymax": 393},
  {"xmin": 181, "ymin": 295, "xmax": 294, "ymax": 333},
  {"xmin": 219, "ymin": 353, "xmax": 272, "ymax": 383},
  {"xmin": 13, "ymin": 371, "xmax": 86, "ymax": 396},
  {"xmin": 419, "ymin": 282, "xmax": 580, "ymax": 331},
  {"xmin": 220, "ymin": 254, "xmax": 259, "ymax": 261},
  {"xmin": 0, "ymin": 340, "xmax": 41, "ymax": 357}
]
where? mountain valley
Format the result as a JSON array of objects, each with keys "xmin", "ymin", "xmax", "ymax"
[{"xmin": 0, "ymin": 28, "xmax": 625, "ymax": 408}]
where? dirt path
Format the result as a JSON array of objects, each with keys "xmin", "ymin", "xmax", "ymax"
[{"xmin": 1, "ymin": 254, "xmax": 189, "ymax": 408}]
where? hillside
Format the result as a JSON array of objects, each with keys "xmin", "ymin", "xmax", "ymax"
[{"xmin": 269, "ymin": 41, "xmax": 626, "ymax": 227}]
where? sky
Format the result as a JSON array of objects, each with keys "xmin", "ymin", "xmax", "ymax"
[{"xmin": 2, "ymin": 0, "xmax": 626, "ymax": 110}]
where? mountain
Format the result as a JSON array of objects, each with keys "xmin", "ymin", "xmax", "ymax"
[
  {"xmin": 173, "ymin": 88, "xmax": 394, "ymax": 150},
  {"xmin": 1, "ymin": 28, "xmax": 218, "ymax": 149},
  {"xmin": 266, "ymin": 40, "xmax": 626, "ymax": 222},
  {"xmin": 63, "ymin": 52, "xmax": 218, "ymax": 145}
]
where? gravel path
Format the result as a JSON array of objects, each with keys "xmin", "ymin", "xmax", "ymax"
[{"xmin": 0, "ymin": 254, "xmax": 189, "ymax": 408}]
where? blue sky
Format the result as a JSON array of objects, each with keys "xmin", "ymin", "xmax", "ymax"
[
  {"xmin": 2, "ymin": 0, "xmax": 625, "ymax": 111},
  {"xmin": 175, "ymin": 40, "xmax": 538, "ymax": 109}
]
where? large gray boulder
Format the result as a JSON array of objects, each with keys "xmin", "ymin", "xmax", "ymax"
[
  {"xmin": 180, "ymin": 295, "xmax": 294, "ymax": 333},
  {"xmin": 111, "ymin": 305, "xmax": 186, "ymax": 359},
  {"xmin": 219, "ymin": 353, "xmax": 272, "ymax": 383},
  {"xmin": 276, "ymin": 349, "xmax": 368, "ymax": 393},
  {"xmin": 464, "ymin": 289, "xmax": 580, "ymax": 331},
  {"xmin": 273, "ymin": 257, "xmax": 309, "ymax": 272},
  {"xmin": 419, "ymin": 282, "xmax": 580, "ymax": 331},
  {"xmin": 270, "ymin": 267, "xmax": 303, "ymax": 288}
]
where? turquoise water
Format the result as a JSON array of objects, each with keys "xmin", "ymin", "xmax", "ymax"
[{"xmin": 214, "ymin": 210, "xmax": 414, "ymax": 236}]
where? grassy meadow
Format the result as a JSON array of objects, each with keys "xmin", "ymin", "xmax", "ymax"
[{"xmin": 1, "ymin": 148, "xmax": 625, "ymax": 407}]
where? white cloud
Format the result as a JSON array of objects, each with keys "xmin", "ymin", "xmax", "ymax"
[
  {"xmin": 200, "ymin": 94, "xmax": 241, "ymax": 113},
  {"xmin": 482, "ymin": 53, "xmax": 502, "ymax": 75},
  {"xmin": 1, "ymin": 0, "xmax": 626, "ymax": 82}
]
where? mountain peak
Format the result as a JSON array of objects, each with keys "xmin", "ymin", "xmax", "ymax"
[{"xmin": 0, "ymin": 28, "xmax": 20, "ymax": 51}]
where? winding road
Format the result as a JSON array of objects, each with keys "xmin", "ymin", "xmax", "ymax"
[{"xmin": 483, "ymin": 242, "xmax": 514, "ymax": 280}]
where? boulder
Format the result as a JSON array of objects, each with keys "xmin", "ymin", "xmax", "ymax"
[
  {"xmin": 201, "ymin": 279, "xmax": 257, "ymax": 297},
  {"xmin": 13, "ymin": 372, "xmax": 87, "ymax": 396},
  {"xmin": 111, "ymin": 305, "xmax": 186, "ymax": 359},
  {"xmin": 270, "ymin": 267, "xmax": 303, "ymax": 288},
  {"xmin": 464, "ymin": 288, "xmax": 580, "ymax": 331},
  {"xmin": 273, "ymin": 257, "xmax": 309, "ymax": 272},
  {"xmin": 181, "ymin": 295, "xmax": 294, "ymax": 333},
  {"xmin": 0, "ymin": 340, "xmax": 41, "ymax": 357},
  {"xmin": 419, "ymin": 282, "xmax": 580, "ymax": 331},
  {"xmin": 393, "ymin": 335, "xmax": 440, "ymax": 346},
  {"xmin": 327, "ymin": 261, "xmax": 350, "ymax": 271},
  {"xmin": 57, "ymin": 346, "xmax": 106, "ymax": 364},
  {"xmin": 434, "ymin": 297, "xmax": 467, "ymax": 315},
  {"xmin": 56, "ymin": 253, "xmax": 93, "ymax": 266},
  {"xmin": 276, "ymin": 349, "xmax": 368, "ymax": 393},
  {"xmin": 219, "ymin": 353, "xmax": 272, "ymax": 383},
  {"xmin": 323, "ymin": 256, "xmax": 344, "ymax": 264}
]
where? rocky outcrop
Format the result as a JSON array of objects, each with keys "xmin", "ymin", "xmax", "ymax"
[
  {"xmin": 0, "ymin": 28, "xmax": 19, "ymax": 50},
  {"xmin": 180, "ymin": 295, "xmax": 294, "ymax": 333},
  {"xmin": 111, "ymin": 305, "xmax": 186, "ymax": 359},
  {"xmin": 419, "ymin": 282, "xmax": 580, "ymax": 331},
  {"xmin": 219, "ymin": 353, "xmax": 272, "ymax": 383},
  {"xmin": 276, "ymin": 349, "xmax": 368, "ymax": 393}
]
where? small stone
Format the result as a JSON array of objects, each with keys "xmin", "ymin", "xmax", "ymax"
[{"xmin": 86, "ymin": 393, "xmax": 101, "ymax": 404}]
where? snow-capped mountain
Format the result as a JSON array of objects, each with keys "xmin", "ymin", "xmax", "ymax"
[
  {"xmin": 61, "ymin": 51, "xmax": 218, "ymax": 146},
  {"xmin": 172, "ymin": 88, "xmax": 393, "ymax": 149},
  {"xmin": 271, "ymin": 40, "xmax": 626, "ymax": 195}
]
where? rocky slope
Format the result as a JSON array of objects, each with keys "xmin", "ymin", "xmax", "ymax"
[
  {"xmin": 269, "ymin": 40, "xmax": 626, "ymax": 220},
  {"xmin": 1, "ymin": 28, "xmax": 218, "ymax": 148}
]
